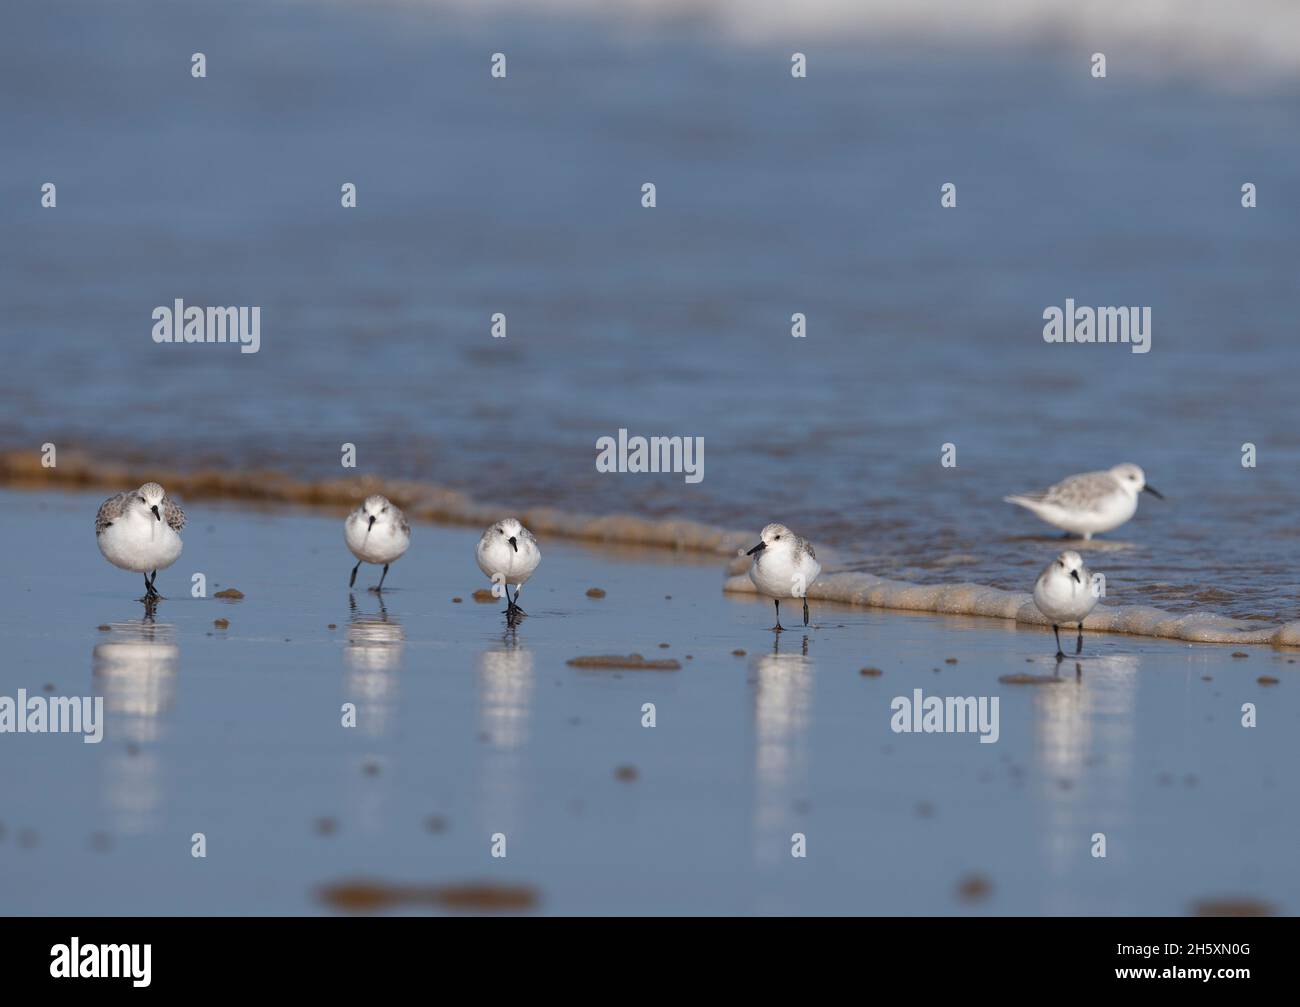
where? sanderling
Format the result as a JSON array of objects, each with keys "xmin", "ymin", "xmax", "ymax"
[
  {"xmin": 745, "ymin": 523, "xmax": 821, "ymax": 632},
  {"xmin": 345, "ymin": 495, "xmax": 410, "ymax": 591},
  {"xmin": 475, "ymin": 518, "xmax": 541, "ymax": 626},
  {"xmin": 95, "ymin": 482, "xmax": 186, "ymax": 600},
  {"xmin": 1032, "ymin": 550, "xmax": 1100, "ymax": 660},
  {"xmin": 1004, "ymin": 463, "xmax": 1163, "ymax": 539}
]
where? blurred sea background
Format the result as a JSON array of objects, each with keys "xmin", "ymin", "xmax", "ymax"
[{"xmin": 2, "ymin": 0, "xmax": 1299, "ymax": 618}]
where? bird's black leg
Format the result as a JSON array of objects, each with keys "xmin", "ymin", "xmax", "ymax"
[
  {"xmin": 512, "ymin": 586, "xmax": 527, "ymax": 617},
  {"xmin": 803, "ymin": 597, "xmax": 810, "ymax": 626},
  {"xmin": 1053, "ymin": 624, "xmax": 1064, "ymax": 661},
  {"xmin": 1076, "ymin": 622, "xmax": 1084, "ymax": 655},
  {"xmin": 141, "ymin": 573, "xmax": 153, "ymax": 600},
  {"xmin": 372, "ymin": 563, "xmax": 389, "ymax": 592},
  {"xmin": 771, "ymin": 599, "xmax": 784, "ymax": 633},
  {"xmin": 349, "ymin": 561, "xmax": 361, "ymax": 588}
]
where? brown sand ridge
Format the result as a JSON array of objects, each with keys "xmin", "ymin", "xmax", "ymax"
[
  {"xmin": 318, "ymin": 879, "xmax": 539, "ymax": 912},
  {"xmin": 0, "ymin": 449, "xmax": 749, "ymax": 555},
  {"xmin": 566, "ymin": 654, "xmax": 681, "ymax": 671}
]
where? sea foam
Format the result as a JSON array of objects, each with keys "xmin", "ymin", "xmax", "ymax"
[{"xmin": 723, "ymin": 567, "xmax": 1300, "ymax": 647}]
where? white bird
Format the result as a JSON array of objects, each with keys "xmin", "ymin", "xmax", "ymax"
[
  {"xmin": 345, "ymin": 495, "xmax": 410, "ymax": 592},
  {"xmin": 745, "ymin": 523, "xmax": 822, "ymax": 632},
  {"xmin": 95, "ymin": 482, "xmax": 186, "ymax": 600},
  {"xmin": 1004, "ymin": 463, "xmax": 1163, "ymax": 539},
  {"xmin": 476, "ymin": 517, "xmax": 541, "ymax": 625},
  {"xmin": 1032, "ymin": 550, "xmax": 1100, "ymax": 659}
]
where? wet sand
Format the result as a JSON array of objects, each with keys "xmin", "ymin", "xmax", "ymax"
[{"xmin": 0, "ymin": 488, "xmax": 1295, "ymax": 915}]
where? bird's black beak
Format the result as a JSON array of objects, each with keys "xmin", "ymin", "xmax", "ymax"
[
  {"xmin": 509, "ymin": 536, "xmax": 518, "ymax": 553},
  {"xmin": 1143, "ymin": 485, "xmax": 1164, "ymax": 500},
  {"xmin": 1070, "ymin": 569, "xmax": 1081, "ymax": 583},
  {"xmin": 367, "ymin": 515, "xmax": 375, "ymax": 529},
  {"xmin": 151, "ymin": 505, "xmax": 160, "ymax": 521},
  {"xmin": 746, "ymin": 542, "xmax": 766, "ymax": 556}
]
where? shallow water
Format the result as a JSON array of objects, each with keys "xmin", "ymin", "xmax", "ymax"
[
  {"xmin": 3, "ymin": 0, "xmax": 1299, "ymax": 622},
  {"xmin": 0, "ymin": 489, "xmax": 1295, "ymax": 915}
]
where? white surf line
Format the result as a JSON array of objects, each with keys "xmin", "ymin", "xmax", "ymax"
[{"xmin": 723, "ymin": 569, "xmax": 1300, "ymax": 647}]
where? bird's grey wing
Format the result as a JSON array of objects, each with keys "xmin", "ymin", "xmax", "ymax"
[
  {"xmin": 163, "ymin": 495, "xmax": 187, "ymax": 532},
  {"xmin": 800, "ymin": 539, "xmax": 816, "ymax": 560},
  {"xmin": 396, "ymin": 508, "xmax": 410, "ymax": 536},
  {"xmin": 95, "ymin": 492, "xmax": 131, "ymax": 535},
  {"xmin": 1042, "ymin": 471, "xmax": 1117, "ymax": 512}
]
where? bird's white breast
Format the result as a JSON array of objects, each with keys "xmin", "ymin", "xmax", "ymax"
[
  {"xmin": 98, "ymin": 509, "xmax": 183, "ymax": 573},
  {"xmin": 1033, "ymin": 570, "xmax": 1097, "ymax": 622},
  {"xmin": 345, "ymin": 516, "xmax": 409, "ymax": 564},
  {"xmin": 749, "ymin": 547, "xmax": 819, "ymax": 599},
  {"xmin": 477, "ymin": 537, "xmax": 540, "ymax": 584}
]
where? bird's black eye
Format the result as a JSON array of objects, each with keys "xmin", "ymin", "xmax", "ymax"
[
  {"xmin": 775, "ymin": 534, "xmax": 781, "ymax": 540},
  {"xmin": 138, "ymin": 496, "xmax": 146, "ymax": 503}
]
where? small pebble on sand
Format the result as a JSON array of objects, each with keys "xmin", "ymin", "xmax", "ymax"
[
  {"xmin": 586, "ymin": 588, "xmax": 606, "ymax": 599},
  {"xmin": 214, "ymin": 618, "xmax": 229, "ymax": 629},
  {"xmin": 472, "ymin": 589, "xmax": 495, "ymax": 603},
  {"xmin": 614, "ymin": 765, "xmax": 639, "ymax": 782},
  {"xmin": 1258, "ymin": 676, "xmax": 1279, "ymax": 685},
  {"xmin": 215, "ymin": 587, "xmax": 244, "ymax": 599},
  {"xmin": 97, "ymin": 624, "xmax": 111, "ymax": 632},
  {"xmin": 860, "ymin": 667, "xmax": 883, "ymax": 677},
  {"xmin": 956, "ymin": 874, "xmax": 992, "ymax": 903}
]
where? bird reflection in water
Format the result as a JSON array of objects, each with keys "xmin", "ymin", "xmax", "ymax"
[
  {"xmin": 345, "ymin": 593, "xmax": 405, "ymax": 739},
  {"xmin": 477, "ymin": 639, "xmax": 535, "ymax": 839},
  {"xmin": 91, "ymin": 614, "xmax": 179, "ymax": 834},
  {"xmin": 1031, "ymin": 653, "xmax": 1139, "ymax": 910},
  {"xmin": 752, "ymin": 637, "xmax": 813, "ymax": 865}
]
